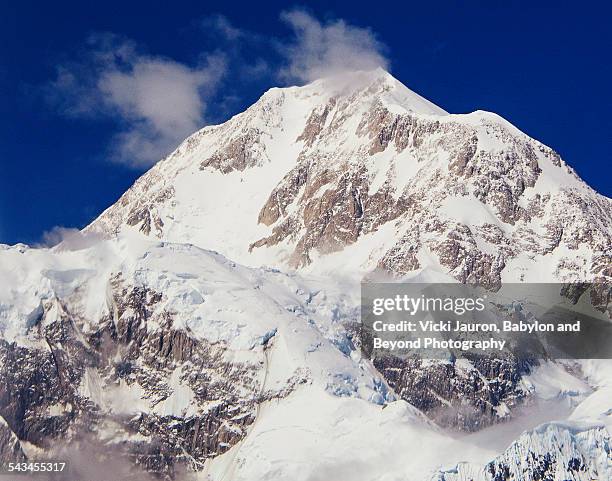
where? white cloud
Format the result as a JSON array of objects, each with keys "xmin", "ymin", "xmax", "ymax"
[
  {"xmin": 49, "ymin": 35, "xmax": 226, "ymax": 168},
  {"xmin": 279, "ymin": 9, "xmax": 389, "ymax": 83},
  {"xmin": 47, "ymin": 13, "xmax": 390, "ymax": 168},
  {"xmin": 98, "ymin": 55, "xmax": 224, "ymax": 166}
]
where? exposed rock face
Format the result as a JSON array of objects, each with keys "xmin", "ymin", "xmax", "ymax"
[
  {"xmin": 200, "ymin": 128, "xmax": 266, "ymax": 174},
  {"xmin": 373, "ymin": 354, "xmax": 530, "ymax": 431},
  {"xmin": 0, "ymin": 417, "xmax": 26, "ymax": 464},
  {"xmin": 0, "ymin": 274, "xmax": 263, "ymax": 478},
  {"xmin": 252, "ymin": 163, "xmax": 398, "ymax": 267}
]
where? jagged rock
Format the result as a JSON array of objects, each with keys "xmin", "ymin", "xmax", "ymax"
[
  {"xmin": 0, "ymin": 277, "xmax": 262, "ymax": 477},
  {"xmin": 433, "ymin": 423, "xmax": 612, "ymax": 481}
]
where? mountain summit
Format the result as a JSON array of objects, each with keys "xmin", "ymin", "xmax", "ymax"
[{"xmin": 89, "ymin": 68, "xmax": 610, "ymax": 286}]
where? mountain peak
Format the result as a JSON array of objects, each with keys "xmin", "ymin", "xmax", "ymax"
[
  {"xmin": 289, "ymin": 68, "xmax": 448, "ymax": 116},
  {"xmin": 88, "ymin": 67, "xmax": 610, "ymax": 285},
  {"xmin": 259, "ymin": 68, "xmax": 447, "ymax": 117}
]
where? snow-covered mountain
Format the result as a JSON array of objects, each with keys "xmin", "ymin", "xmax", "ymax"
[
  {"xmin": 1, "ymin": 69, "xmax": 611, "ymax": 480},
  {"xmin": 89, "ymin": 68, "xmax": 610, "ymax": 286}
]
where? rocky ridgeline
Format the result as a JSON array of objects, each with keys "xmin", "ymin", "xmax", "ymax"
[
  {"xmin": 89, "ymin": 71, "xmax": 610, "ymax": 289},
  {"xmin": 373, "ymin": 354, "xmax": 529, "ymax": 432}
]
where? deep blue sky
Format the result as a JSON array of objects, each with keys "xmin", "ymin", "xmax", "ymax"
[{"xmin": 1, "ymin": 1, "xmax": 610, "ymax": 245}]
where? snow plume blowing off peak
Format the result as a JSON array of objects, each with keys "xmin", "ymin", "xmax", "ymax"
[{"xmin": 278, "ymin": 8, "xmax": 390, "ymax": 83}]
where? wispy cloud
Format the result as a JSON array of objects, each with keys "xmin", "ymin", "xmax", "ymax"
[
  {"xmin": 198, "ymin": 10, "xmax": 390, "ymax": 84},
  {"xmin": 47, "ymin": 34, "xmax": 225, "ymax": 168},
  {"xmin": 278, "ymin": 9, "xmax": 389, "ymax": 83},
  {"xmin": 45, "ymin": 11, "xmax": 390, "ymax": 169},
  {"xmin": 99, "ymin": 53, "xmax": 224, "ymax": 166},
  {"xmin": 201, "ymin": 14, "xmax": 244, "ymax": 41}
]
